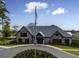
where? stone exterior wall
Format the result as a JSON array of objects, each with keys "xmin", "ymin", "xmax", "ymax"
[
  {"xmin": 43, "ymin": 37, "xmax": 51, "ymax": 44},
  {"xmin": 16, "ymin": 27, "xmax": 72, "ymax": 45},
  {"xmin": 51, "ymin": 31, "xmax": 64, "ymax": 39},
  {"xmin": 16, "ymin": 27, "xmax": 32, "ymax": 44},
  {"xmin": 50, "ymin": 31, "xmax": 64, "ymax": 44}
]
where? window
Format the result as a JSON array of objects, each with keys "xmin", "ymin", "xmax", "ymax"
[
  {"xmin": 18, "ymin": 39, "xmax": 22, "ymax": 44},
  {"xmin": 55, "ymin": 34, "xmax": 59, "ymax": 36},
  {"xmin": 65, "ymin": 39, "xmax": 69, "ymax": 45},
  {"xmin": 20, "ymin": 33, "xmax": 27, "ymax": 37}
]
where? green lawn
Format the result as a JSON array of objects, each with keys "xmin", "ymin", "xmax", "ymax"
[
  {"xmin": 65, "ymin": 51, "xmax": 79, "ymax": 56},
  {"xmin": 52, "ymin": 45, "xmax": 79, "ymax": 56},
  {"xmin": 53, "ymin": 45, "xmax": 79, "ymax": 50}
]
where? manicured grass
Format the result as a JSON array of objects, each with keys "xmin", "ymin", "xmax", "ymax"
[
  {"xmin": 52, "ymin": 45, "xmax": 79, "ymax": 56},
  {"xmin": 65, "ymin": 51, "xmax": 79, "ymax": 56},
  {"xmin": 53, "ymin": 45, "xmax": 79, "ymax": 50},
  {"xmin": 13, "ymin": 49, "xmax": 57, "ymax": 58}
]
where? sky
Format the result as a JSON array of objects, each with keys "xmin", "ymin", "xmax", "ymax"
[{"xmin": 5, "ymin": 0, "xmax": 79, "ymax": 30}]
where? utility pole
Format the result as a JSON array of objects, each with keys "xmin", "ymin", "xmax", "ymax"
[{"xmin": 34, "ymin": 6, "xmax": 37, "ymax": 58}]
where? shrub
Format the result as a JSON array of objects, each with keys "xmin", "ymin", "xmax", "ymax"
[
  {"xmin": 9, "ymin": 40, "xmax": 17, "ymax": 44},
  {"xmin": 72, "ymin": 33, "xmax": 79, "ymax": 47},
  {"xmin": 0, "ymin": 39, "xmax": 17, "ymax": 45},
  {"xmin": 0, "ymin": 37, "xmax": 5, "ymax": 41},
  {"xmin": 48, "ymin": 40, "xmax": 52, "ymax": 45},
  {"xmin": 72, "ymin": 39, "xmax": 79, "ymax": 47}
]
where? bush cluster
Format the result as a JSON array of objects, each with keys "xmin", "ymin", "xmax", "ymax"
[
  {"xmin": 72, "ymin": 39, "xmax": 79, "ymax": 47},
  {"xmin": 0, "ymin": 39, "xmax": 17, "ymax": 45}
]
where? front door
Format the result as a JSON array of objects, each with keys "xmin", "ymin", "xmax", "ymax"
[
  {"xmin": 36, "ymin": 33, "xmax": 43, "ymax": 44},
  {"xmin": 37, "ymin": 38, "xmax": 43, "ymax": 44}
]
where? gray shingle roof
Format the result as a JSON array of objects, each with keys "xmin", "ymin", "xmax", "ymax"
[{"xmin": 25, "ymin": 25, "xmax": 71, "ymax": 37}]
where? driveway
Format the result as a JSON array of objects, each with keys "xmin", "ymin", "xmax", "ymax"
[
  {"xmin": 0, "ymin": 48, "xmax": 5, "ymax": 51},
  {"xmin": 0, "ymin": 44, "xmax": 79, "ymax": 58}
]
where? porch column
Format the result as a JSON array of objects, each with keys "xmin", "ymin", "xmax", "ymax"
[
  {"xmin": 69, "ymin": 38, "xmax": 72, "ymax": 45},
  {"xmin": 62, "ymin": 39, "xmax": 65, "ymax": 44},
  {"xmin": 34, "ymin": 37, "xmax": 37, "ymax": 44},
  {"xmin": 43, "ymin": 38, "xmax": 44, "ymax": 44}
]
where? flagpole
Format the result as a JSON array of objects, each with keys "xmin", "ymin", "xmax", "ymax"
[{"xmin": 34, "ymin": 6, "xmax": 37, "ymax": 58}]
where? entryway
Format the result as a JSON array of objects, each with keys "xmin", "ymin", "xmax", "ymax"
[
  {"xmin": 37, "ymin": 38, "xmax": 43, "ymax": 44},
  {"xmin": 36, "ymin": 33, "xmax": 43, "ymax": 44}
]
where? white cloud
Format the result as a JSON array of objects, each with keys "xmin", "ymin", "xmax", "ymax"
[
  {"xmin": 52, "ymin": 7, "xmax": 65, "ymax": 15},
  {"xmin": 25, "ymin": 2, "xmax": 48, "ymax": 12}
]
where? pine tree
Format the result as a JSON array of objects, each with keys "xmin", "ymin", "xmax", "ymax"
[{"xmin": 0, "ymin": 0, "xmax": 11, "ymax": 39}]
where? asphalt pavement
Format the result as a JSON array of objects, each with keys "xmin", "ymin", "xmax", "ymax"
[{"xmin": 0, "ymin": 44, "xmax": 79, "ymax": 58}]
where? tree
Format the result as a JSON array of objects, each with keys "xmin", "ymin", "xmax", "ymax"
[
  {"xmin": 0, "ymin": 0, "xmax": 10, "ymax": 39},
  {"xmin": 71, "ymin": 30, "xmax": 75, "ymax": 34},
  {"xmin": 0, "ymin": 0, "xmax": 9, "ymax": 27},
  {"xmin": 11, "ymin": 25, "xmax": 19, "ymax": 36},
  {"xmin": 13, "ymin": 26, "xmax": 19, "ymax": 31},
  {"xmin": 2, "ymin": 18, "xmax": 11, "ymax": 38},
  {"xmin": 28, "ymin": 23, "xmax": 35, "ymax": 26}
]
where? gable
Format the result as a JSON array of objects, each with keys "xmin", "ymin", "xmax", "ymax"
[
  {"xmin": 52, "ymin": 31, "xmax": 63, "ymax": 37},
  {"xmin": 51, "ymin": 25, "xmax": 72, "ymax": 37},
  {"xmin": 36, "ymin": 32, "xmax": 44, "ymax": 37},
  {"xmin": 16, "ymin": 26, "xmax": 27, "ymax": 35},
  {"xmin": 16, "ymin": 26, "xmax": 32, "ymax": 36},
  {"xmin": 51, "ymin": 31, "xmax": 64, "ymax": 39}
]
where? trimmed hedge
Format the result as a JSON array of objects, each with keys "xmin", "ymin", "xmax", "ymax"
[
  {"xmin": 14, "ymin": 49, "xmax": 57, "ymax": 58},
  {"xmin": 0, "ymin": 39, "xmax": 17, "ymax": 45},
  {"xmin": 72, "ymin": 39, "xmax": 79, "ymax": 47}
]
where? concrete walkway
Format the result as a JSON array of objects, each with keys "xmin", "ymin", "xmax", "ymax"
[{"xmin": 0, "ymin": 44, "xmax": 79, "ymax": 58}]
